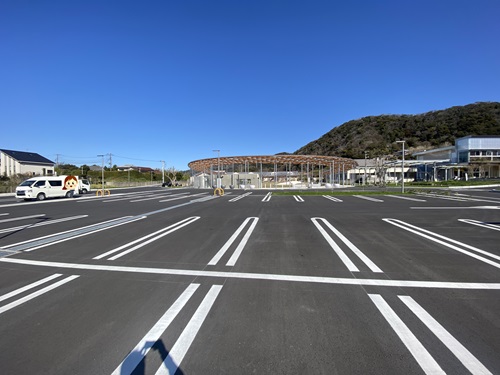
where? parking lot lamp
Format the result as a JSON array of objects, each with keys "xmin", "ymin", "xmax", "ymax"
[
  {"xmin": 97, "ymin": 155, "xmax": 105, "ymax": 192},
  {"xmin": 396, "ymin": 141, "xmax": 405, "ymax": 193}
]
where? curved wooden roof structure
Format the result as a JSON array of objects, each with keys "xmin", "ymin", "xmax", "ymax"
[{"xmin": 188, "ymin": 155, "xmax": 358, "ymax": 172}]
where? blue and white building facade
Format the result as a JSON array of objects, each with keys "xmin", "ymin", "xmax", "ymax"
[{"xmin": 413, "ymin": 136, "xmax": 500, "ymax": 180}]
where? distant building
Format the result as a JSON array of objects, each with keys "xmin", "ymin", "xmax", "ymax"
[
  {"xmin": 116, "ymin": 165, "xmax": 154, "ymax": 173},
  {"xmin": 413, "ymin": 136, "xmax": 500, "ymax": 179},
  {"xmin": 0, "ymin": 149, "xmax": 55, "ymax": 177}
]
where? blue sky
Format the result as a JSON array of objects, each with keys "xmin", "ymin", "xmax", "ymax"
[{"xmin": 1, "ymin": 0, "xmax": 499, "ymax": 170}]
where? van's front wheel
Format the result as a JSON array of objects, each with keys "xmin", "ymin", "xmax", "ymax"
[{"xmin": 37, "ymin": 193, "xmax": 46, "ymax": 201}]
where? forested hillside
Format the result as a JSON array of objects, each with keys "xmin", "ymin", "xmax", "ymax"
[{"xmin": 294, "ymin": 102, "xmax": 500, "ymax": 159}]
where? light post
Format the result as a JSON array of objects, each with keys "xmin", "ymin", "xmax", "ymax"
[
  {"xmin": 396, "ymin": 140, "xmax": 405, "ymax": 193},
  {"xmin": 97, "ymin": 154, "xmax": 105, "ymax": 192},
  {"xmin": 213, "ymin": 150, "xmax": 220, "ymax": 188},
  {"xmin": 364, "ymin": 151, "xmax": 369, "ymax": 185},
  {"xmin": 160, "ymin": 160, "xmax": 165, "ymax": 185}
]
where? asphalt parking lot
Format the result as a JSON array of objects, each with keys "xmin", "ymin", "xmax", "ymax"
[{"xmin": 0, "ymin": 187, "xmax": 499, "ymax": 374}]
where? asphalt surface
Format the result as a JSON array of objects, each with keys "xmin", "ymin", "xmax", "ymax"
[{"xmin": 0, "ymin": 187, "xmax": 499, "ymax": 375}]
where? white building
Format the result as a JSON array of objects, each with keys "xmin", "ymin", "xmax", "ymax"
[{"xmin": 0, "ymin": 149, "xmax": 55, "ymax": 177}]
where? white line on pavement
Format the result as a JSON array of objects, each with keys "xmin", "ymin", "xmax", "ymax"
[
  {"xmin": 368, "ymin": 294, "xmax": 445, "ymax": 375},
  {"xmin": 229, "ymin": 192, "xmax": 252, "ymax": 202},
  {"xmin": 411, "ymin": 206, "xmax": 500, "ymax": 210},
  {"xmin": 383, "ymin": 219, "xmax": 500, "ymax": 268},
  {"xmin": 0, "ymin": 214, "xmax": 46, "ymax": 223},
  {"xmin": 2, "ymin": 258, "xmax": 500, "ymax": 290},
  {"xmin": 1, "ymin": 216, "xmax": 144, "ymax": 252},
  {"xmin": 159, "ymin": 193, "xmax": 206, "ymax": 203},
  {"xmin": 111, "ymin": 283, "xmax": 200, "ymax": 375},
  {"xmin": 313, "ymin": 218, "xmax": 383, "ymax": 273},
  {"xmin": 384, "ymin": 195, "xmax": 426, "ymax": 202},
  {"xmin": 0, "ymin": 273, "xmax": 63, "ymax": 303},
  {"xmin": 458, "ymin": 219, "xmax": 500, "ymax": 232},
  {"xmin": 130, "ymin": 193, "xmax": 186, "ymax": 202},
  {"xmin": 208, "ymin": 217, "xmax": 258, "ymax": 266},
  {"xmin": 0, "ymin": 215, "xmax": 88, "ymax": 235},
  {"xmin": 262, "ymin": 192, "xmax": 272, "ymax": 202},
  {"xmin": 226, "ymin": 218, "xmax": 258, "ymax": 266},
  {"xmin": 399, "ymin": 296, "xmax": 493, "ymax": 375},
  {"xmin": 293, "ymin": 195, "xmax": 304, "ymax": 202},
  {"xmin": 312, "ymin": 218, "xmax": 359, "ymax": 272},
  {"xmin": 155, "ymin": 285, "xmax": 222, "ymax": 375},
  {"xmin": 94, "ymin": 217, "xmax": 200, "ymax": 260},
  {"xmin": 0, "ymin": 275, "xmax": 79, "ymax": 315},
  {"xmin": 353, "ymin": 195, "xmax": 384, "ymax": 202},
  {"xmin": 322, "ymin": 195, "xmax": 343, "ymax": 202}
]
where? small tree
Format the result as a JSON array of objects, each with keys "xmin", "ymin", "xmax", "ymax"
[{"xmin": 164, "ymin": 167, "xmax": 179, "ymax": 186}]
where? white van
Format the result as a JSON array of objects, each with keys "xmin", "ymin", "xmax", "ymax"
[{"xmin": 15, "ymin": 175, "xmax": 90, "ymax": 201}]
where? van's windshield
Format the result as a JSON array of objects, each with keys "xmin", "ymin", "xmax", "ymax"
[{"xmin": 19, "ymin": 180, "xmax": 36, "ymax": 187}]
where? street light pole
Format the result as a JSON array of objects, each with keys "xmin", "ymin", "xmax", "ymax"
[
  {"xmin": 160, "ymin": 160, "xmax": 165, "ymax": 185},
  {"xmin": 364, "ymin": 151, "xmax": 369, "ymax": 185},
  {"xmin": 97, "ymin": 154, "xmax": 105, "ymax": 193},
  {"xmin": 396, "ymin": 140, "xmax": 405, "ymax": 193},
  {"xmin": 213, "ymin": 150, "xmax": 220, "ymax": 188}
]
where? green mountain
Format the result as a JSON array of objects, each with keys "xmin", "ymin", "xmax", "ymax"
[{"xmin": 294, "ymin": 102, "xmax": 500, "ymax": 159}]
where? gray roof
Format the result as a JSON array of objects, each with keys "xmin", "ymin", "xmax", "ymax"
[{"xmin": 0, "ymin": 149, "xmax": 55, "ymax": 165}]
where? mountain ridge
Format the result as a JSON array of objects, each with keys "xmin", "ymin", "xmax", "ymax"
[{"xmin": 293, "ymin": 102, "xmax": 500, "ymax": 159}]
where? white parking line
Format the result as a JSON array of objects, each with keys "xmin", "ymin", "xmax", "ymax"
[
  {"xmin": 111, "ymin": 283, "xmax": 200, "ymax": 375},
  {"xmin": 400, "ymin": 296, "xmax": 493, "ymax": 375},
  {"xmin": 0, "ymin": 215, "xmax": 89, "ymax": 235},
  {"xmin": 160, "ymin": 193, "xmax": 207, "ymax": 203},
  {"xmin": 0, "ymin": 214, "xmax": 46, "ymax": 223},
  {"xmin": 3, "ymin": 257, "xmax": 500, "ymax": 290},
  {"xmin": 323, "ymin": 195, "xmax": 343, "ymax": 202},
  {"xmin": 353, "ymin": 195, "xmax": 384, "ymax": 202},
  {"xmin": 155, "ymin": 285, "xmax": 222, "ymax": 375},
  {"xmin": 208, "ymin": 217, "xmax": 258, "ymax": 266},
  {"xmin": 384, "ymin": 195, "xmax": 426, "ymax": 202},
  {"xmin": 94, "ymin": 217, "xmax": 200, "ymax": 260},
  {"xmin": 130, "ymin": 193, "xmax": 186, "ymax": 202},
  {"xmin": 369, "ymin": 294, "xmax": 445, "ymax": 375},
  {"xmin": 383, "ymin": 218, "xmax": 500, "ymax": 268},
  {"xmin": 458, "ymin": 219, "xmax": 500, "ymax": 232},
  {"xmin": 1, "ymin": 216, "xmax": 143, "ymax": 252},
  {"xmin": 0, "ymin": 275, "xmax": 79, "ymax": 315},
  {"xmin": 313, "ymin": 218, "xmax": 382, "ymax": 273},
  {"xmin": 0, "ymin": 273, "xmax": 63, "ymax": 303},
  {"xmin": 229, "ymin": 192, "xmax": 252, "ymax": 202},
  {"xmin": 311, "ymin": 218, "xmax": 359, "ymax": 272}
]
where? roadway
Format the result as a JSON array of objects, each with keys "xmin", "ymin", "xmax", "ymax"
[{"xmin": 0, "ymin": 187, "xmax": 499, "ymax": 374}]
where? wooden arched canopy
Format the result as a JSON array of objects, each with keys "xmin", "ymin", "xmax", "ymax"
[{"xmin": 188, "ymin": 155, "xmax": 357, "ymax": 172}]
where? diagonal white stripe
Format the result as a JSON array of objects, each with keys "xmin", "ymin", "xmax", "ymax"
[
  {"xmin": 400, "ymin": 296, "xmax": 493, "ymax": 375},
  {"xmin": 369, "ymin": 294, "xmax": 445, "ymax": 375},
  {"xmin": 0, "ymin": 275, "xmax": 79, "ymax": 315},
  {"xmin": 111, "ymin": 283, "xmax": 200, "ymax": 375},
  {"xmin": 155, "ymin": 285, "xmax": 223, "ymax": 375}
]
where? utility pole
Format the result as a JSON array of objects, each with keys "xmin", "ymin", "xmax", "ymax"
[
  {"xmin": 396, "ymin": 140, "xmax": 405, "ymax": 193},
  {"xmin": 161, "ymin": 160, "xmax": 165, "ymax": 185},
  {"xmin": 97, "ymin": 154, "xmax": 105, "ymax": 192},
  {"xmin": 364, "ymin": 151, "xmax": 369, "ymax": 185},
  {"xmin": 213, "ymin": 149, "xmax": 220, "ymax": 188}
]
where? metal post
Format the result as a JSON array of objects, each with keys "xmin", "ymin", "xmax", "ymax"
[
  {"xmin": 161, "ymin": 160, "xmax": 165, "ymax": 185},
  {"xmin": 397, "ymin": 141, "xmax": 405, "ymax": 193},
  {"xmin": 97, "ymin": 154, "xmax": 105, "ymax": 193}
]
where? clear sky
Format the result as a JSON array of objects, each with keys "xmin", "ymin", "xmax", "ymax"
[{"xmin": 1, "ymin": 0, "xmax": 499, "ymax": 170}]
